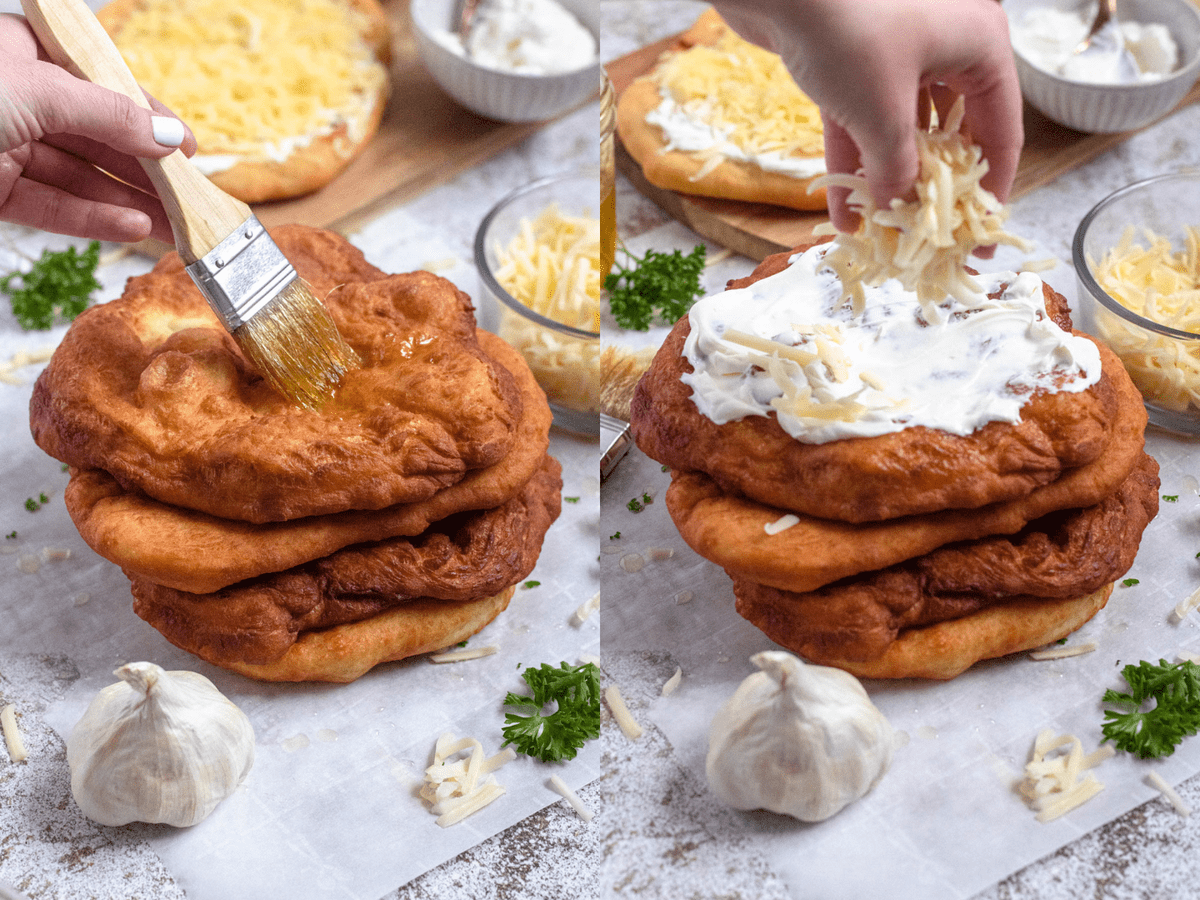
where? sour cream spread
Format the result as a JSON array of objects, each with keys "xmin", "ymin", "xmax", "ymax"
[
  {"xmin": 1010, "ymin": 6, "xmax": 1179, "ymax": 83},
  {"xmin": 681, "ymin": 243, "xmax": 1102, "ymax": 444},
  {"xmin": 646, "ymin": 98, "xmax": 827, "ymax": 179},
  {"xmin": 435, "ymin": 0, "xmax": 597, "ymax": 75}
]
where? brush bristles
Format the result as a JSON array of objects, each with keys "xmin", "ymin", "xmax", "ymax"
[{"xmin": 233, "ymin": 279, "xmax": 359, "ymax": 410}]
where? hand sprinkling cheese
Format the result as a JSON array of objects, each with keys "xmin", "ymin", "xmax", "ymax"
[{"xmin": 812, "ymin": 95, "xmax": 1031, "ymax": 320}]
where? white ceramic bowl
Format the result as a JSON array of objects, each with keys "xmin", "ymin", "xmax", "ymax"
[
  {"xmin": 410, "ymin": 0, "xmax": 600, "ymax": 123},
  {"xmin": 475, "ymin": 171, "xmax": 600, "ymax": 434},
  {"xmin": 1073, "ymin": 171, "xmax": 1200, "ymax": 434},
  {"xmin": 1007, "ymin": 0, "xmax": 1200, "ymax": 133}
]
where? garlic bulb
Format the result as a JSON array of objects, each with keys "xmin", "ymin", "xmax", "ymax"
[
  {"xmin": 67, "ymin": 662, "xmax": 255, "ymax": 827},
  {"xmin": 706, "ymin": 650, "xmax": 893, "ymax": 822}
]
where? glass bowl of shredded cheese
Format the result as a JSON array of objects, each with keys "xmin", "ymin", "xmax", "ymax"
[
  {"xmin": 1074, "ymin": 171, "xmax": 1200, "ymax": 433},
  {"xmin": 475, "ymin": 170, "xmax": 600, "ymax": 434}
]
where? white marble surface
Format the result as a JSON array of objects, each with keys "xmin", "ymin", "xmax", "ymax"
[{"xmin": 601, "ymin": 1, "xmax": 1200, "ymax": 899}]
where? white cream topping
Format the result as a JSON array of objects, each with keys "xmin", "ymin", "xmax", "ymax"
[
  {"xmin": 681, "ymin": 243, "xmax": 1102, "ymax": 443},
  {"xmin": 645, "ymin": 97, "xmax": 827, "ymax": 179},
  {"xmin": 1010, "ymin": 7, "xmax": 1178, "ymax": 83},
  {"xmin": 434, "ymin": 0, "xmax": 597, "ymax": 75}
]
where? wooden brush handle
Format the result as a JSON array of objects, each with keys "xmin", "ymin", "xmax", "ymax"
[{"xmin": 20, "ymin": 0, "xmax": 252, "ymax": 263}]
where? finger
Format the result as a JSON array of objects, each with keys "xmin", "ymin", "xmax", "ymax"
[
  {"xmin": 0, "ymin": 176, "xmax": 154, "ymax": 243},
  {"xmin": 41, "ymin": 132, "xmax": 161, "ymax": 194},
  {"xmin": 820, "ymin": 113, "xmax": 863, "ymax": 233},
  {"xmin": 22, "ymin": 63, "xmax": 192, "ymax": 160}
]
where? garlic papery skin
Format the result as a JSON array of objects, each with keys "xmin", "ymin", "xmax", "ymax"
[
  {"xmin": 67, "ymin": 662, "xmax": 255, "ymax": 827},
  {"xmin": 705, "ymin": 651, "xmax": 893, "ymax": 822}
]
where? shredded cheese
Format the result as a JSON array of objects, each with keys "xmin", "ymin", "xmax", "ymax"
[
  {"xmin": 604, "ymin": 684, "xmax": 643, "ymax": 740},
  {"xmin": 0, "ymin": 347, "xmax": 54, "ymax": 385},
  {"xmin": 764, "ymin": 513, "xmax": 800, "ymax": 535},
  {"xmin": 1, "ymin": 703, "xmax": 27, "ymax": 764},
  {"xmin": 428, "ymin": 645, "xmax": 499, "ymax": 664},
  {"xmin": 548, "ymin": 774, "xmax": 594, "ymax": 822},
  {"xmin": 813, "ymin": 96, "xmax": 1031, "ymax": 318},
  {"xmin": 661, "ymin": 666, "xmax": 682, "ymax": 697},
  {"xmin": 572, "ymin": 591, "xmax": 601, "ymax": 626},
  {"xmin": 1018, "ymin": 728, "xmax": 1114, "ymax": 822},
  {"xmin": 1173, "ymin": 584, "xmax": 1200, "ymax": 623},
  {"xmin": 1091, "ymin": 225, "xmax": 1200, "ymax": 413},
  {"xmin": 108, "ymin": 0, "xmax": 387, "ymax": 162},
  {"xmin": 653, "ymin": 25, "xmax": 823, "ymax": 166},
  {"xmin": 419, "ymin": 732, "xmax": 515, "ymax": 827},
  {"xmin": 1147, "ymin": 769, "xmax": 1191, "ymax": 816},
  {"xmin": 495, "ymin": 203, "xmax": 600, "ymax": 414},
  {"xmin": 1028, "ymin": 642, "xmax": 1097, "ymax": 661}
]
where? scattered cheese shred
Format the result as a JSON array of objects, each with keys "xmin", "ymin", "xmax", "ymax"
[
  {"xmin": 1, "ymin": 703, "xmax": 27, "ymax": 764},
  {"xmin": 0, "ymin": 347, "xmax": 54, "ymax": 385},
  {"xmin": 1173, "ymin": 584, "xmax": 1200, "ymax": 623},
  {"xmin": 1090, "ymin": 224, "xmax": 1200, "ymax": 413},
  {"xmin": 764, "ymin": 513, "xmax": 800, "ymax": 535},
  {"xmin": 494, "ymin": 203, "xmax": 600, "ymax": 414},
  {"xmin": 1028, "ymin": 642, "xmax": 1097, "ymax": 661},
  {"xmin": 109, "ymin": 0, "xmax": 387, "ymax": 160},
  {"xmin": 1018, "ymin": 728, "xmax": 1114, "ymax": 823},
  {"xmin": 661, "ymin": 666, "xmax": 683, "ymax": 697},
  {"xmin": 548, "ymin": 774, "xmax": 594, "ymax": 822},
  {"xmin": 419, "ymin": 732, "xmax": 515, "ymax": 827},
  {"xmin": 428, "ymin": 645, "xmax": 499, "ymax": 664},
  {"xmin": 654, "ymin": 24, "xmax": 823, "ymax": 166},
  {"xmin": 1147, "ymin": 769, "xmax": 1191, "ymax": 816},
  {"xmin": 813, "ymin": 95, "xmax": 1031, "ymax": 318},
  {"xmin": 604, "ymin": 684, "xmax": 643, "ymax": 740},
  {"xmin": 572, "ymin": 591, "xmax": 601, "ymax": 626}
]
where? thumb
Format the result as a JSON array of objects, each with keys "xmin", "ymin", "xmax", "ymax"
[{"xmin": 19, "ymin": 61, "xmax": 188, "ymax": 157}]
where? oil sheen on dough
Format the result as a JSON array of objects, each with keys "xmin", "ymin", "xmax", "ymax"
[
  {"xmin": 645, "ymin": 98, "xmax": 827, "ymax": 179},
  {"xmin": 681, "ymin": 243, "xmax": 1102, "ymax": 443}
]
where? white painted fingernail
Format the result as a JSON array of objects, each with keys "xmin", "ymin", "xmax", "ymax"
[{"xmin": 151, "ymin": 116, "xmax": 185, "ymax": 148}]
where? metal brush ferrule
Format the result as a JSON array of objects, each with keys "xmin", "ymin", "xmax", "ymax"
[{"xmin": 185, "ymin": 214, "xmax": 296, "ymax": 331}]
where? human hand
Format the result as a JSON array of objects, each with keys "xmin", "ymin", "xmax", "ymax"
[
  {"xmin": 711, "ymin": 0, "xmax": 1023, "ymax": 235},
  {"xmin": 0, "ymin": 13, "xmax": 197, "ymax": 244}
]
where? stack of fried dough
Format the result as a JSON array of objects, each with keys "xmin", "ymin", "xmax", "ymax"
[
  {"xmin": 631, "ymin": 247, "xmax": 1159, "ymax": 680},
  {"xmin": 29, "ymin": 225, "xmax": 561, "ymax": 683}
]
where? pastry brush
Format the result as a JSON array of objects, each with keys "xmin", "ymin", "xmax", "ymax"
[{"xmin": 21, "ymin": 0, "xmax": 359, "ymax": 410}]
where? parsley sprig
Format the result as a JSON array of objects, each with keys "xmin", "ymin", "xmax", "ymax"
[
  {"xmin": 605, "ymin": 244, "xmax": 706, "ymax": 331},
  {"xmin": 501, "ymin": 661, "xmax": 601, "ymax": 762},
  {"xmin": 2, "ymin": 241, "xmax": 101, "ymax": 330},
  {"xmin": 1101, "ymin": 659, "xmax": 1200, "ymax": 759}
]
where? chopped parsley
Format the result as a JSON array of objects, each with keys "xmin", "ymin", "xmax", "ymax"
[
  {"xmin": 563, "ymin": 496, "xmax": 580, "ymax": 504},
  {"xmin": 609, "ymin": 531, "xmax": 621, "ymax": 540},
  {"xmin": 2, "ymin": 241, "xmax": 101, "ymax": 330},
  {"xmin": 1164, "ymin": 494, "xmax": 1179, "ymax": 502},
  {"xmin": 24, "ymin": 493, "xmax": 48, "ymax": 512},
  {"xmin": 1102, "ymin": 659, "xmax": 1200, "ymax": 758},
  {"xmin": 501, "ymin": 661, "xmax": 601, "ymax": 762},
  {"xmin": 5, "ymin": 531, "xmax": 15, "ymax": 540},
  {"xmin": 605, "ymin": 244, "xmax": 707, "ymax": 331},
  {"xmin": 522, "ymin": 580, "xmax": 541, "ymax": 589},
  {"xmin": 627, "ymin": 497, "xmax": 643, "ymax": 513},
  {"xmin": 1121, "ymin": 578, "xmax": 1140, "ymax": 587}
]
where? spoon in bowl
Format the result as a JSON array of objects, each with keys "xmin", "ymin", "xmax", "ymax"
[{"xmin": 1069, "ymin": 0, "xmax": 1139, "ymax": 82}]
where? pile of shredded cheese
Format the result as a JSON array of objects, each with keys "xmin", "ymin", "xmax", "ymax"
[
  {"xmin": 1018, "ymin": 729, "xmax": 1114, "ymax": 823},
  {"xmin": 110, "ymin": 0, "xmax": 387, "ymax": 161},
  {"xmin": 419, "ymin": 732, "xmax": 516, "ymax": 827},
  {"xmin": 654, "ymin": 27, "xmax": 823, "ymax": 178},
  {"xmin": 1090, "ymin": 225, "xmax": 1200, "ymax": 412},
  {"xmin": 814, "ymin": 96, "xmax": 1031, "ymax": 319},
  {"xmin": 494, "ymin": 203, "xmax": 600, "ymax": 414}
]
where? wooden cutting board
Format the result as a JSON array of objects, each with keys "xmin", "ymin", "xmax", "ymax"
[{"xmin": 606, "ymin": 31, "xmax": 1200, "ymax": 262}]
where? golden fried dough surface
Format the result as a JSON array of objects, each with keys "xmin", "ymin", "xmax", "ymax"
[
  {"xmin": 733, "ymin": 453, "xmax": 1158, "ymax": 666},
  {"xmin": 666, "ymin": 358, "xmax": 1147, "ymax": 592},
  {"xmin": 64, "ymin": 332, "xmax": 552, "ymax": 593},
  {"xmin": 809, "ymin": 586, "xmax": 1115, "ymax": 681},
  {"xmin": 218, "ymin": 588, "xmax": 516, "ymax": 684},
  {"xmin": 631, "ymin": 268, "xmax": 1118, "ymax": 523},
  {"xmin": 130, "ymin": 456, "xmax": 562, "ymax": 667},
  {"xmin": 30, "ymin": 225, "xmax": 523, "ymax": 523}
]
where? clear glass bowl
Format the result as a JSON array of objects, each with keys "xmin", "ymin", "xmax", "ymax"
[
  {"xmin": 474, "ymin": 171, "xmax": 600, "ymax": 435},
  {"xmin": 1073, "ymin": 171, "xmax": 1200, "ymax": 434}
]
